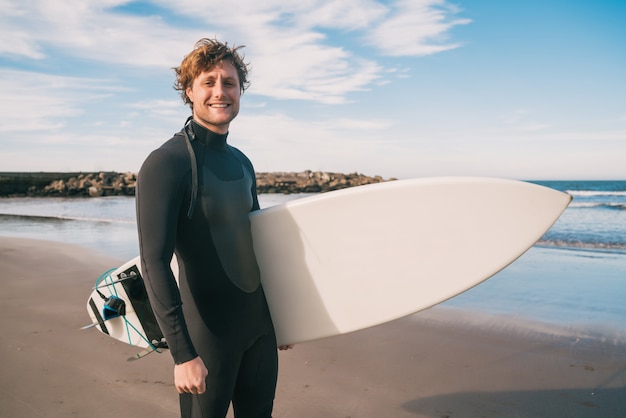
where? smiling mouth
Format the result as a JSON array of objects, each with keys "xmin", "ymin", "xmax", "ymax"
[{"xmin": 210, "ymin": 104, "xmax": 229, "ymax": 108}]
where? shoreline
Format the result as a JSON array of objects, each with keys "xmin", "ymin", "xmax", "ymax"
[
  {"xmin": 2, "ymin": 225, "xmax": 625, "ymax": 337},
  {"xmin": 2, "ymin": 225, "xmax": 626, "ymax": 337},
  {"xmin": 1, "ymin": 236, "xmax": 625, "ymax": 417}
]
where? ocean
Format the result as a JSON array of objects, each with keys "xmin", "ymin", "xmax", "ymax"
[{"xmin": 1, "ymin": 180, "xmax": 625, "ymax": 342}]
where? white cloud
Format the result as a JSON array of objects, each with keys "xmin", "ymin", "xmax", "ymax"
[
  {"xmin": 246, "ymin": 40, "xmax": 383, "ymax": 104},
  {"xmin": 0, "ymin": 0, "xmax": 479, "ymax": 176},
  {"xmin": 130, "ymin": 99, "xmax": 186, "ymax": 117},
  {"xmin": 289, "ymin": 0, "xmax": 388, "ymax": 30},
  {"xmin": 165, "ymin": 0, "xmax": 471, "ymax": 101},
  {"xmin": 364, "ymin": 0, "xmax": 471, "ymax": 56},
  {"xmin": 230, "ymin": 110, "xmax": 397, "ymax": 175},
  {"xmin": 0, "ymin": 0, "xmax": 469, "ymax": 104},
  {"xmin": 161, "ymin": 0, "xmax": 388, "ymax": 103},
  {"xmin": 0, "ymin": 0, "xmax": 198, "ymax": 67},
  {"xmin": 0, "ymin": 1, "xmax": 44, "ymax": 58},
  {"xmin": 0, "ymin": 69, "xmax": 121, "ymax": 132}
]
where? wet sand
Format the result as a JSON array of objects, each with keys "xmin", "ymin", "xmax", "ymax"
[{"xmin": 1, "ymin": 237, "xmax": 624, "ymax": 417}]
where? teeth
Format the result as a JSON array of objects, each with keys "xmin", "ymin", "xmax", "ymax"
[{"xmin": 211, "ymin": 104, "xmax": 228, "ymax": 108}]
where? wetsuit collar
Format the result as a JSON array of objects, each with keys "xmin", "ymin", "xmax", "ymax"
[{"xmin": 190, "ymin": 119, "xmax": 229, "ymax": 150}]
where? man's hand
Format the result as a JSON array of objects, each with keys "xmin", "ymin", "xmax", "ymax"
[{"xmin": 174, "ymin": 356, "xmax": 208, "ymax": 394}]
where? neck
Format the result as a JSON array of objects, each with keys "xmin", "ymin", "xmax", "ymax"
[
  {"xmin": 192, "ymin": 116, "xmax": 229, "ymax": 135},
  {"xmin": 190, "ymin": 119, "xmax": 228, "ymax": 149}
]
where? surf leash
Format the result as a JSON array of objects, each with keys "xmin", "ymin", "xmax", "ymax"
[{"xmin": 92, "ymin": 271, "xmax": 138, "ymax": 290}]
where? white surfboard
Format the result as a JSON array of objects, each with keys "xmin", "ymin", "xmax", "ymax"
[{"xmin": 85, "ymin": 177, "xmax": 571, "ymax": 352}]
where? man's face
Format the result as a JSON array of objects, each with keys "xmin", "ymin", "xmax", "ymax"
[{"xmin": 186, "ymin": 60, "xmax": 241, "ymax": 134}]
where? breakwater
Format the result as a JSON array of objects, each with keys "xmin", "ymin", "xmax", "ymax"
[{"xmin": 0, "ymin": 171, "xmax": 394, "ymax": 197}]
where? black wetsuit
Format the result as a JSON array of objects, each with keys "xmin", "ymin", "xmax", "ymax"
[{"xmin": 136, "ymin": 119, "xmax": 277, "ymax": 417}]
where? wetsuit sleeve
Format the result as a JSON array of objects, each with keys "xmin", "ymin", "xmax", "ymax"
[{"xmin": 136, "ymin": 146, "xmax": 198, "ymax": 364}]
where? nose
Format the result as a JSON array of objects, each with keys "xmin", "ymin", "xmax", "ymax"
[{"xmin": 212, "ymin": 79, "xmax": 226, "ymax": 98}]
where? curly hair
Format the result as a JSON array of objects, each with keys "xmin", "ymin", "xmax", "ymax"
[{"xmin": 174, "ymin": 38, "xmax": 250, "ymax": 108}]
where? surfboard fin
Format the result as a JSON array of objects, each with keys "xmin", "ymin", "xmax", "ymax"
[
  {"xmin": 80, "ymin": 313, "xmax": 124, "ymax": 331},
  {"xmin": 127, "ymin": 339, "xmax": 168, "ymax": 362}
]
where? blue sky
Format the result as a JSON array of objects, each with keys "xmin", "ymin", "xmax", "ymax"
[{"xmin": 1, "ymin": 0, "xmax": 624, "ymax": 179}]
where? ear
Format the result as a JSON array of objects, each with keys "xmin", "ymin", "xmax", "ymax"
[{"xmin": 185, "ymin": 86, "xmax": 194, "ymax": 103}]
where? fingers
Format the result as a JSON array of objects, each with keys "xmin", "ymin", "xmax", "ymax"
[
  {"xmin": 176, "ymin": 381, "xmax": 206, "ymax": 394},
  {"xmin": 175, "ymin": 376, "xmax": 203, "ymax": 394},
  {"xmin": 175, "ymin": 378, "xmax": 206, "ymax": 394},
  {"xmin": 174, "ymin": 357, "xmax": 209, "ymax": 394},
  {"xmin": 278, "ymin": 344, "xmax": 294, "ymax": 351}
]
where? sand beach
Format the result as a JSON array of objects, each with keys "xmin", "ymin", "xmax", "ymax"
[{"xmin": 1, "ymin": 236, "xmax": 625, "ymax": 417}]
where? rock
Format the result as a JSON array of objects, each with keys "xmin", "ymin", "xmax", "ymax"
[
  {"xmin": 1, "ymin": 171, "xmax": 394, "ymax": 197},
  {"xmin": 254, "ymin": 170, "xmax": 394, "ymax": 194},
  {"xmin": 88, "ymin": 186, "xmax": 103, "ymax": 197}
]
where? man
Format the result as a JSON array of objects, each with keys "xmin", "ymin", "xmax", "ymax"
[{"xmin": 136, "ymin": 38, "xmax": 286, "ymax": 418}]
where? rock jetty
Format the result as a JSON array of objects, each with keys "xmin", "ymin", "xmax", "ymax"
[
  {"xmin": 255, "ymin": 171, "xmax": 392, "ymax": 194},
  {"xmin": 0, "ymin": 171, "xmax": 394, "ymax": 197}
]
